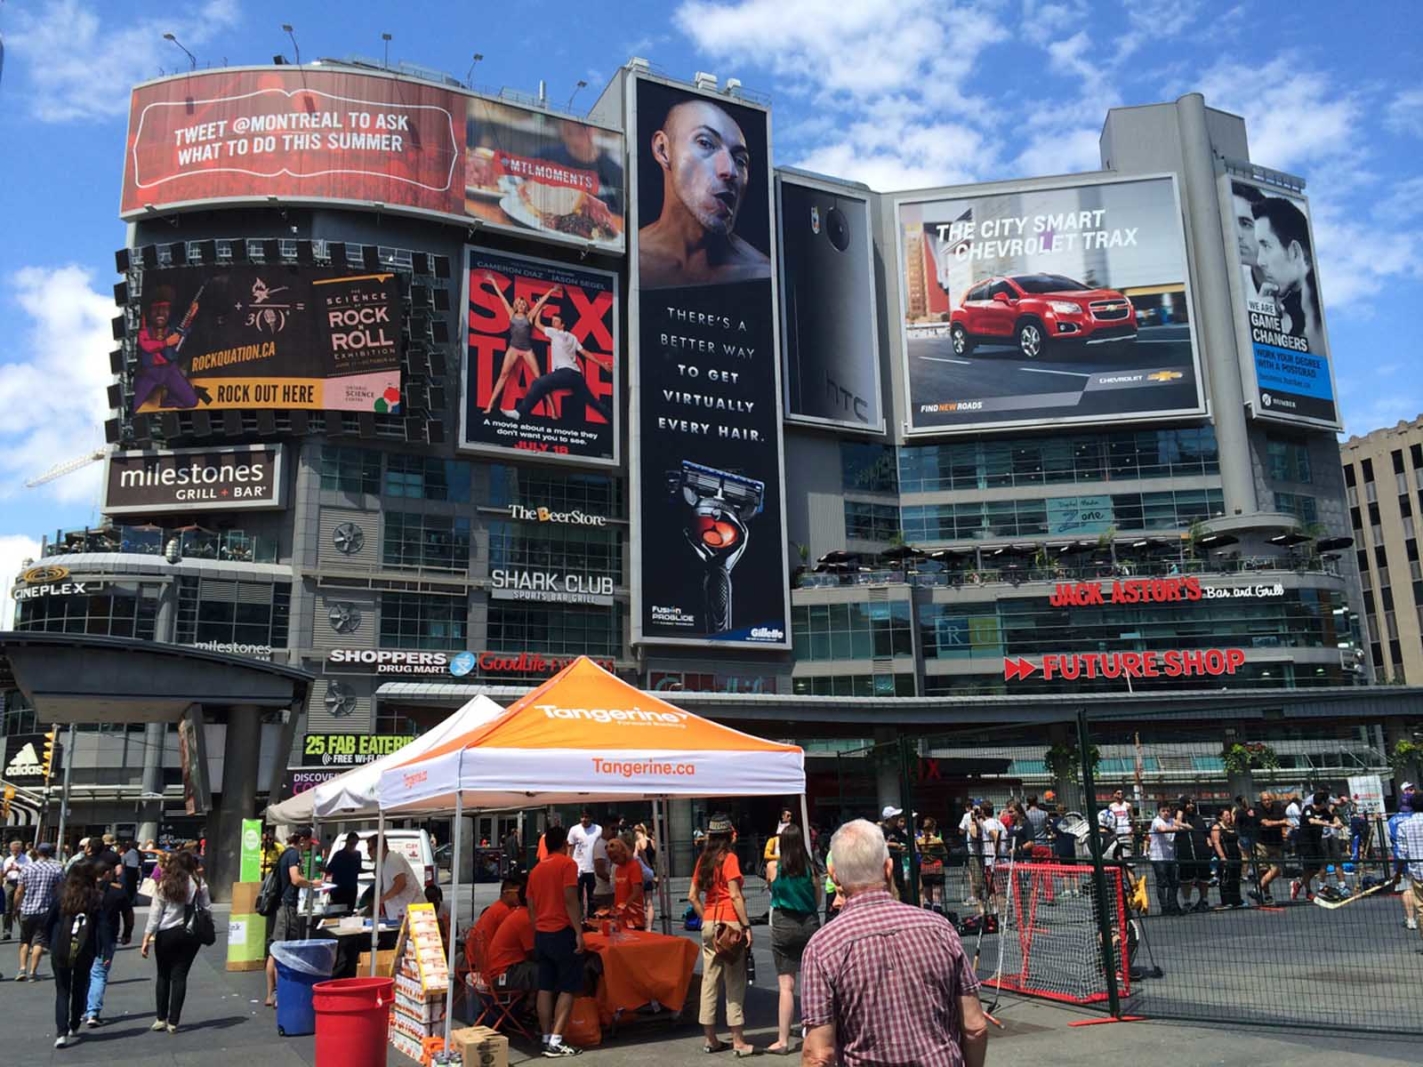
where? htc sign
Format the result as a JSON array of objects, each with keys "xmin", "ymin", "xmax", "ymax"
[{"xmin": 103, "ymin": 445, "xmax": 284, "ymax": 514}]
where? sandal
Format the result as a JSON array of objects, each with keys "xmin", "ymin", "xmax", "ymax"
[
  {"xmin": 732, "ymin": 1047, "xmax": 759, "ymax": 1058},
  {"xmin": 703, "ymin": 1041, "xmax": 729, "ymax": 1053},
  {"xmin": 766, "ymin": 1045, "xmax": 794, "ymax": 1057}
]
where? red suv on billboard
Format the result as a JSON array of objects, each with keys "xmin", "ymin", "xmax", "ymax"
[{"xmin": 949, "ymin": 274, "xmax": 1136, "ymax": 359}]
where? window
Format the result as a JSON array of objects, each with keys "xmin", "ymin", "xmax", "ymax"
[
  {"xmin": 488, "ymin": 466, "xmax": 622, "ymax": 519},
  {"xmin": 488, "ymin": 519, "xmax": 621, "ymax": 584},
  {"xmin": 379, "ymin": 592, "xmax": 467, "ymax": 650},
  {"xmin": 791, "ymin": 674, "xmax": 916, "ymax": 697},
  {"xmin": 385, "ymin": 454, "xmax": 470, "ymax": 502},
  {"xmin": 487, "ymin": 603, "xmax": 621, "ymax": 658},
  {"xmin": 175, "ymin": 579, "xmax": 290, "ymax": 649},
  {"xmin": 792, "ymin": 601, "xmax": 914, "ymax": 661},
  {"xmin": 1398, "ymin": 472, "xmax": 1411, "ymax": 497},
  {"xmin": 14, "ymin": 582, "xmax": 160, "ymax": 639},
  {"xmin": 844, "ymin": 501, "xmax": 901, "ymax": 542},
  {"xmin": 382, "ymin": 512, "xmax": 471, "ymax": 572},
  {"xmin": 1393, "ymin": 449, "xmax": 1406, "ymax": 474},
  {"xmin": 1266, "ymin": 437, "xmax": 1312, "ymax": 483},
  {"xmin": 1274, "ymin": 492, "xmax": 1318, "ymax": 526},
  {"xmin": 320, "ymin": 445, "xmax": 381, "ymax": 494},
  {"xmin": 841, "ymin": 443, "xmax": 899, "ymax": 493},
  {"xmin": 1406, "ymin": 516, "xmax": 1416, "ymax": 540}
]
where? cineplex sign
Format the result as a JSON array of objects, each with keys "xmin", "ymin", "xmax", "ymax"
[
  {"xmin": 1003, "ymin": 647, "xmax": 1247, "ymax": 682},
  {"xmin": 1048, "ymin": 577, "xmax": 1284, "ymax": 606}
]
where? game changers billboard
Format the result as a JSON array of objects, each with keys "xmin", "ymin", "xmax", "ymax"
[
  {"xmin": 130, "ymin": 264, "xmax": 401, "ymax": 413},
  {"xmin": 122, "ymin": 68, "xmax": 624, "ymax": 253},
  {"xmin": 461, "ymin": 249, "xmax": 619, "ymax": 466},
  {"xmin": 629, "ymin": 76, "xmax": 790, "ymax": 648},
  {"xmin": 897, "ymin": 174, "xmax": 1204, "ymax": 433},
  {"xmin": 778, "ymin": 174, "xmax": 883, "ymax": 430},
  {"xmin": 1223, "ymin": 176, "xmax": 1339, "ymax": 428}
]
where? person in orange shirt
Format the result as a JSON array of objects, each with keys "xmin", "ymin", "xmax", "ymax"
[
  {"xmin": 536, "ymin": 814, "xmax": 564, "ymax": 863},
  {"xmin": 469, "ymin": 876, "xmax": 525, "ymax": 972},
  {"xmin": 688, "ymin": 814, "xmax": 753, "ymax": 1056},
  {"xmin": 485, "ymin": 895, "xmax": 537, "ymax": 991},
  {"xmin": 607, "ymin": 832, "xmax": 645, "ymax": 930},
  {"xmin": 526, "ymin": 824, "xmax": 584, "ymax": 1058}
]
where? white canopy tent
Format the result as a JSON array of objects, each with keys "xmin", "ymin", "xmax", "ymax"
[{"xmin": 374, "ymin": 657, "xmax": 807, "ymax": 1044}]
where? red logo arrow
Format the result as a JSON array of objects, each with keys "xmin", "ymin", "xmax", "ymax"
[{"xmin": 1003, "ymin": 657, "xmax": 1039, "ymax": 682}]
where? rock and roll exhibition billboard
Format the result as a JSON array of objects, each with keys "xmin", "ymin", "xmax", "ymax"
[{"xmin": 628, "ymin": 76, "xmax": 790, "ymax": 648}]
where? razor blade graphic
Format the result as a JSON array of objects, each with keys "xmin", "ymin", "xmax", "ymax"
[{"xmin": 666, "ymin": 461, "xmax": 765, "ymax": 633}]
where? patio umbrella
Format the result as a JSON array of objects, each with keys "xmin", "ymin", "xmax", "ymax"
[
  {"xmin": 817, "ymin": 549, "xmax": 858, "ymax": 565},
  {"xmin": 1195, "ymin": 533, "xmax": 1239, "ymax": 550},
  {"xmin": 1314, "ymin": 535, "xmax": 1354, "ymax": 552},
  {"xmin": 1268, "ymin": 531, "xmax": 1313, "ymax": 547},
  {"xmin": 878, "ymin": 544, "xmax": 922, "ymax": 563}
]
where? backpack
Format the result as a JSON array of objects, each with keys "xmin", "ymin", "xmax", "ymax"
[
  {"xmin": 255, "ymin": 866, "xmax": 283, "ymax": 917},
  {"xmin": 67, "ymin": 912, "xmax": 90, "ymax": 964}
]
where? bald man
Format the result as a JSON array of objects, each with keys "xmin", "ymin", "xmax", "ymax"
[{"xmin": 638, "ymin": 98, "xmax": 771, "ymax": 290}]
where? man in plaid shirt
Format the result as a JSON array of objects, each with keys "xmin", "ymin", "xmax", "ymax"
[
  {"xmin": 1397, "ymin": 795, "xmax": 1423, "ymax": 947},
  {"xmin": 801, "ymin": 820, "xmax": 988, "ymax": 1067},
  {"xmin": 14, "ymin": 842, "xmax": 64, "ymax": 981}
]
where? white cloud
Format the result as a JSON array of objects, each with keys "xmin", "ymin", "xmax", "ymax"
[
  {"xmin": 8, "ymin": 0, "xmax": 241, "ymax": 122},
  {"xmin": 0, "ymin": 535, "xmax": 44, "ymax": 626},
  {"xmin": 0, "ymin": 266, "xmax": 114, "ymax": 507},
  {"xmin": 1386, "ymin": 88, "xmax": 1423, "ymax": 138},
  {"xmin": 1012, "ymin": 127, "xmax": 1103, "ymax": 178}
]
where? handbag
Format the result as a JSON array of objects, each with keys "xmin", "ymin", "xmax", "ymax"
[
  {"xmin": 712, "ymin": 921, "xmax": 746, "ymax": 959},
  {"xmin": 184, "ymin": 882, "xmax": 216, "ymax": 946}
]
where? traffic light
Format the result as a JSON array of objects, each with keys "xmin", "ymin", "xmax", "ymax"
[{"xmin": 41, "ymin": 729, "xmax": 58, "ymax": 781}]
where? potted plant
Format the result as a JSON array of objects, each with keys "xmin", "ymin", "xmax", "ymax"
[
  {"xmin": 1221, "ymin": 741, "xmax": 1280, "ymax": 776},
  {"xmin": 1043, "ymin": 741, "xmax": 1100, "ymax": 783}
]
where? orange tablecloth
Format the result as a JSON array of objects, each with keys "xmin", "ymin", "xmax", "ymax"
[{"xmin": 583, "ymin": 930, "xmax": 698, "ymax": 1019}]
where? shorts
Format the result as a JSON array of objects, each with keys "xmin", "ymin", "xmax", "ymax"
[
  {"xmin": 1178, "ymin": 860, "xmax": 1210, "ymax": 883},
  {"xmin": 534, "ymin": 927, "xmax": 582, "ymax": 995},
  {"xmin": 494, "ymin": 959, "xmax": 539, "ymax": 991},
  {"xmin": 1322, "ymin": 837, "xmax": 1345, "ymax": 864},
  {"xmin": 269, "ymin": 904, "xmax": 301, "ymax": 950},
  {"xmin": 1254, "ymin": 842, "xmax": 1283, "ymax": 866},
  {"xmin": 769, "ymin": 908, "xmax": 819, "ymax": 976},
  {"xmin": 966, "ymin": 856, "xmax": 984, "ymax": 896},
  {"xmin": 19, "ymin": 913, "xmax": 47, "ymax": 947}
]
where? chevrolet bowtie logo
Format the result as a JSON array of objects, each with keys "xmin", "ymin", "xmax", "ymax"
[{"xmin": 1148, "ymin": 370, "xmax": 1183, "ymax": 382}]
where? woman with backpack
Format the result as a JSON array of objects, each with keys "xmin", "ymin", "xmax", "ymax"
[
  {"xmin": 46, "ymin": 862, "xmax": 103, "ymax": 1048},
  {"xmin": 687, "ymin": 814, "xmax": 754, "ymax": 1057},
  {"xmin": 764, "ymin": 823, "xmax": 820, "ymax": 1056},
  {"xmin": 141, "ymin": 849, "xmax": 210, "ymax": 1033}
]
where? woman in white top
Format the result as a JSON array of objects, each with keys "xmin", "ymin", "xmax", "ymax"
[{"xmin": 141, "ymin": 851, "xmax": 209, "ymax": 1033}]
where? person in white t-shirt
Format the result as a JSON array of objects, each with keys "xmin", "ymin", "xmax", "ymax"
[
  {"xmin": 376, "ymin": 836, "xmax": 424, "ymax": 924},
  {"xmin": 974, "ymin": 803, "xmax": 1005, "ymax": 918},
  {"xmin": 567, "ymin": 809, "xmax": 602, "ymax": 918},
  {"xmin": 1106, "ymin": 789, "xmax": 1135, "ymax": 858},
  {"xmin": 1148, "ymin": 802, "xmax": 1186, "ymax": 916},
  {"xmin": 501, "ymin": 311, "xmax": 614, "ymax": 424}
]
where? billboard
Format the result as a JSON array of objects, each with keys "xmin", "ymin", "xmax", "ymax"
[
  {"xmin": 777, "ymin": 175, "xmax": 883, "ymax": 430},
  {"xmin": 122, "ymin": 68, "xmax": 625, "ymax": 253},
  {"xmin": 897, "ymin": 174, "xmax": 1204, "ymax": 433},
  {"xmin": 460, "ymin": 249, "xmax": 619, "ymax": 465},
  {"xmin": 1222, "ymin": 176, "xmax": 1339, "ymax": 427},
  {"xmin": 103, "ymin": 444, "xmax": 284, "ymax": 514},
  {"xmin": 629, "ymin": 76, "xmax": 790, "ymax": 648},
  {"xmin": 130, "ymin": 264, "xmax": 401, "ymax": 413}
]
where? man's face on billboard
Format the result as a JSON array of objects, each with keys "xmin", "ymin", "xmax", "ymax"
[
  {"xmin": 1232, "ymin": 195, "xmax": 1258, "ymax": 264},
  {"xmin": 656, "ymin": 100, "xmax": 750, "ymax": 236},
  {"xmin": 149, "ymin": 302, "xmax": 171, "ymax": 331},
  {"xmin": 1254, "ymin": 216, "xmax": 1303, "ymax": 293}
]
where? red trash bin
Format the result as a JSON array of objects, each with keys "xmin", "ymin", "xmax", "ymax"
[{"xmin": 313, "ymin": 977, "xmax": 394, "ymax": 1067}]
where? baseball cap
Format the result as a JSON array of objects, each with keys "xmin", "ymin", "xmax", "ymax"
[
  {"xmin": 37, "ymin": 842, "xmax": 55, "ymax": 855},
  {"xmin": 1403, "ymin": 782, "xmax": 1416, "ymax": 792},
  {"xmin": 881, "ymin": 805, "xmax": 903, "ymax": 820}
]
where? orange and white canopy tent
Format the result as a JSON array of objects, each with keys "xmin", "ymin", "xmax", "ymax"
[{"xmin": 377, "ymin": 656, "xmax": 804, "ymax": 813}]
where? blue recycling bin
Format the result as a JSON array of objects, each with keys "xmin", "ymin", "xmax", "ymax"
[{"xmin": 271, "ymin": 939, "xmax": 338, "ymax": 1037}]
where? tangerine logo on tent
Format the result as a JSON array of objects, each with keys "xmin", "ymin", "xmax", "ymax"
[
  {"xmin": 402, "ymin": 770, "xmax": 428, "ymax": 790},
  {"xmin": 538, "ymin": 703, "xmax": 686, "ymax": 726},
  {"xmin": 592, "ymin": 758, "xmax": 695, "ymax": 778}
]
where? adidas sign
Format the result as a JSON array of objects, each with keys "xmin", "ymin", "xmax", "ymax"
[{"xmin": 4, "ymin": 742, "xmax": 43, "ymax": 779}]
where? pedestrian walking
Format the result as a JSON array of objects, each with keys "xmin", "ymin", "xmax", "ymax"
[
  {"xmin": 13, "ymin": 840, "xmax": 64, "ymax": 980},
  {"xmin": 687, "ymin": 814, "xmax": 754, "ymax": 1057},
  {"xmin": 141, "ymin": 850, "xmax": 210, "ymax": 1033},
  {"xmin": 47, "ymin": 862, "xmax": 103, "ymax": 1047},
  {"xmin": 1396, "ymin": 796, "xmax": 1423, "ymax": 948},
  {"xmin": 800, "ymin": 820, "xmax": 988, "ymax": 1067},
  {"xmin": 82, "ymin": 859, "xmax": 130, "ymax": 1027},
  {"xmin": 765, "ymin": 823, "xmax": 821, "ymax": 1055},
  {"xmin": 4, "ymin": 838, "xmax": 31, "ymax": 940}
]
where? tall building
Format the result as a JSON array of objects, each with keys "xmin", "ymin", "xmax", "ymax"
[
  {"xmin": 1340, "ymin": 418, "xmax": 1423, "ymax": 683},
  {"xmin": 4, "ymin": 59, "xmax": 1410, "ymax": 852}
]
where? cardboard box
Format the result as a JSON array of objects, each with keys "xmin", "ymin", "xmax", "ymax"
[
  {"xmin": 359, "ymin": 949, "xmax": 399, "ymax": 977},
  {"xmin": 449, "ymin": 1026, "xmax": 509, "ymax": 1067},
  {"xmin": 225, "ymin": 913, "xmax": 267, "ymax": 972},
  {"xmin": 230, "ymin": 881, "xmax": 261, "ymax": 916}
]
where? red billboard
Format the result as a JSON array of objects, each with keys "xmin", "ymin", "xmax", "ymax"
[{"xmin": 121, "ymin": 68, "xmax": 625, "ymax": 253}]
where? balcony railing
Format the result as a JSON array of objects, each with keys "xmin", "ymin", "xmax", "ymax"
[
  {"xmin": 41, "ymin": 525, "xmax": 279, "ymax": 564},
  {"xmin": 794, "ymin": 554, "xmax": 1342, "ymax": 589}
]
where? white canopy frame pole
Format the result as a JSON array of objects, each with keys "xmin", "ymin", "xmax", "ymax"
[
  {"xmin": 443, "ymin": 791, "xmax": 464, "ymax": 1045},
  {"xmin": 799, "ymin": 795, "xmax": 811, "ymax": 841},
  {"xmin": 653, "ymin": 797, "xmax": 672, "ymax": 935},
  {"xmin": 370, "ymin": 807, "xmax": 385, "ymax": 976}
]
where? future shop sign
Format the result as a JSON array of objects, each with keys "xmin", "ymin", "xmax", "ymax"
[{"xmin": 1003, "ymin": 647, "xmax": 1247, "ymax": 682}]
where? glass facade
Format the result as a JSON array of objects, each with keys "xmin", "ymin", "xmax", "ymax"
[
  {"xmin": 382, "ymin": 511, "xmax": 471, "ymax": 572},
  {"xmin": 385, "ymin": 453, "xmax": 471, "ymax": 502},
  {"xmin": 895, "ymin": 489, "xmax": 1224, "ymax": 542},
  {"xmin": 791, "ymin": 600, "xmax": 914, "ymax": 660},
  {"xmin": 488, "ymin": 465, "xmax": 624, "ymax": 520},
  {"xmin": 487, "ymin": 603, "xmax": 622, "ymax": 658},
  {"xmin": 791, "ymin": 674, "xmax": 916, "ymax": 697},
  {"xmin": 14, "ymin": 582, "xmax": 160, "ymax": 639},
  {"xmin": 379, "ymin": 592, "xmax": 468, "ymax": 650},
  {"xmin": 175, "ymin": 578, "xmax": 291, "ymax": 649},
  {"xmin": 488, "ymin": 519, "xmax": 622, "ymax": 584},
  {"xmin": 320, "ymin": 445, "xmax": 382, "ymax": 494}
]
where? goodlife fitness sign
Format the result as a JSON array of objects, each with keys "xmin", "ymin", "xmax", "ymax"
[
  {"xmin": 1003, "ymin": 647, "xmax": 1247, "ymax": 682},
  {"xmin": 103, "ymin": 445, "xmax": 284, "ymax": 514}
]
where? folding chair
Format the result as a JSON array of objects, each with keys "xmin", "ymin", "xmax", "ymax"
[{"xmin": 466, "ymin": 969, "xmax": 535, "ymax": 1040}]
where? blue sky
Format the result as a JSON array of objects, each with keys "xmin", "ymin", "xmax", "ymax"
[{"xmin": 1, "ymin": 0, "xmax": 1420, "ymax": 604}]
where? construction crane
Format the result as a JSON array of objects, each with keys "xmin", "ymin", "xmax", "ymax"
[{"xmin": 24, "ymin": 446, "xmax": 112, "ymax": 489}]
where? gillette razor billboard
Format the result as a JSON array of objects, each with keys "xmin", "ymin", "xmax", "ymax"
[{"xmin": 627, "ymin": 75, "xmax": 791, "ymax": 648}]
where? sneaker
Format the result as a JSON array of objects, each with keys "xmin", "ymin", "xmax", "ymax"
[
  {"xmin": 1290, "ymin": 879, "xmax": 1302, "ymax": 901},
  {"xmin": 85, "ymin": 1016, "xmax": 101, "ymax": 1029},
  {"xmin": 1247, "ymin": 889, "xmax": 1263, "ymax": 905},
  {"xmin": 1194, "ymin": 900, "xmax": 1212, "ymax": 913},
  {"xmin": 1406, "ymin": 918, "xmax": 1417, "ymax": 930},
  {"xmin": 55, "ymin": 1035, "xmax": 68, "ymax": 1049},
  {"xmin": 150, "ymin": 1020, "xmax": 167, "ymax": 1032},
  {"xmin": 15, "ymin": 972, "xmax": 27, "ymax": 982},
  {"xmin": 543, "ymin": 1042, "xmax": 581, "ymax": 1057},
  {"xmin": 166, "ymin": 1024, "xmax": 178, "ymax": 1035}
]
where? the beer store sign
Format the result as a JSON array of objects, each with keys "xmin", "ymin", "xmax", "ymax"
[
  {"xmin": 326, "ymin": 649, "xmax": 450, "ymax": 674},
  {"xmin": 489, "ymin": 568, "xmax": 615, "ymax": 605},
  {"xmin": 508, "ymin": 503, "xmax": 607, "ymax": 527},
  {"xmin": 300, "ymin": 733, "xmax": 414, "ymax": 767},
  {"xmin": 1048, "ymin": 577, "xmax": 1284, "ymax": 607}
]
